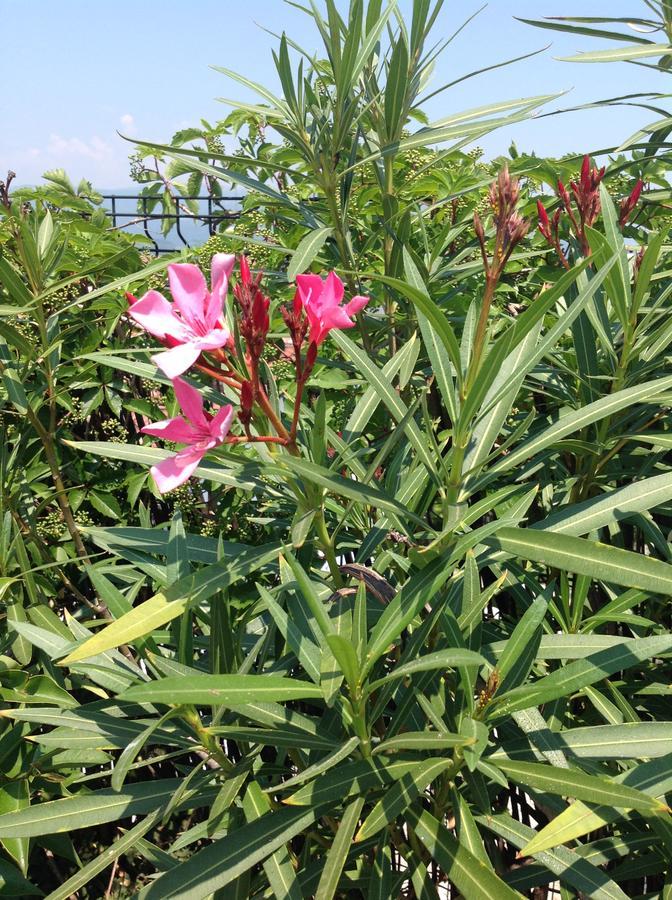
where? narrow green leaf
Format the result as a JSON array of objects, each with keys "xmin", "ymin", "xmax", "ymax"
[
  {"xmin": 315, "ymin": 797, "xmax": 365, "ymax": 900},
  {"xmin": 408, "ymin": 807, "xmax": 524, "ymax": 900},
  {"xmin": 0, "ymin": 780, "xmax": 215, "ymax": 838},
  {"xmin": 287, "ymin": 227, "xmax": 334, "ymax": 279},
  {"xmin": 492, "ymin": 634, "xmax": 672, "ymax": 716},
  {"xmin": 356, "ymin": 758, "xmax": 452, "ymax": 842},
  {"xmin": 59, "ymin": 543, "xmax": 281, "ymax": 663},
  {"xmin": 495, "ymin": 758, "xmax": 668, "ymax": 812},
  {"xmin": 121, "ymin": 674, "xmax": 323, "ymax": 706}
]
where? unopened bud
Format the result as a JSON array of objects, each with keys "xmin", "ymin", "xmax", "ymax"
[
  {"xmin": 619, "ymin": 179, "xmax": 644, "ymax": 227},
  {"xmin": 305, "ymin": 341, "xmax": 318, "ymax": 373},
  {"xmin": 557, "ymin": 180, "xmax": 571, "ymax": 212},
  {"xmin": 240, "ymin": 255, "xmax": 251, "ymax": 286},
  {"xmin": 473, "ymin": 211, "xmax": 485, "ymax": 245},
  {"xmin": 537, "ymin": 201, "xmax": 551, "ymax": 242}
]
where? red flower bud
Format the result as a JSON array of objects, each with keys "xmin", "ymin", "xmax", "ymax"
[
  {"xmin": 557, "ymin": 180, "xmax": 571, "ymax": 212},
  {"xmin": 537, "ymin": 201, "xmax": 551, "ymax": 242},
  {"xmin": 241, "ymin": 379, "xmax": 253, "ymax": 411},
  {"xmin": 239, "ymin": 255, "xmax": 251, "ymax": 287},
  {"xmin": 619, "ymin": 179, "xmax": 644, "ymax": 227},
  {"xmin": 580, "ymin": 154, "xmax": 591, "ymax": 190},
  {"xmin": 239, "ymin": 379, "xmax": 254, "ymax": 428},
  {"xmin": 305, "ymin": 341, "xmax": 318, "ymax": 372},
  {"xmin": 125, "ymin": 292, "xmax": 137, "ymax": 306},
  {"xmin": 252, "ymin": 292, "xmax": 270, "ymax": 337}
]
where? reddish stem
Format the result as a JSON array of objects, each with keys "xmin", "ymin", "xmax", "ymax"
[{"xmin": 225, "ymin": 435, "xmax": 288, "ymax": 446}]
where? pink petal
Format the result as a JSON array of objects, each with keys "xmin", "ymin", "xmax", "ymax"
[
  {"xmin": 210, "ymin": 253, "xmax": 236, "ymax": 302},
  {"xmin": 152, "ymin": 342, "xmax": 202, "ymax": 379},
  {"xmin": 322, "ymin": 271, "xmax": 345, "ymax": 308},
  {"xmin": 173, "ymin": 377, "xmax": 208, "ymax": 429},
  {"xmin": 128, "ymin": 291, "xmax": 187, "ymax": 341},
  {"xmin": 168, "ymin": 263, "xmax": 208, "ymax": 329},
  {"xmin": 141, "ymin": 416, "xmax": 201, "ymax": 443},
  {"xmin": 150, "ymin": 447, "xmax": 205, "ymax": 494},
  {"xmin": 295, "ymin": 274, "xmax": 325, "ymax": 308},
  {"xmin": 209, "ymin": 404, "xmax": 234, "ymax": 443},
  {"xmin": 195, "ymin": 329, "xmax": 231, "ymax": 352},
  {"xmin": 344, "ymin": 294, "xmax": 369, "ymax": 317},
  {"xmin": 208, "ymin": 253, "xmax": 235, "ymax": 325},
  {"xmin": 323, "ymin": 306, "xmax": 355, "ymax": 332}
]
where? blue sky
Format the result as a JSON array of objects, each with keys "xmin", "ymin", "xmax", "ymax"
[{"xmin": 1, "ymin": 0, "xmax": 662, "ymax": 187}]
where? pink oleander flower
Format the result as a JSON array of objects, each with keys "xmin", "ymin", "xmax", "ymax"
[
  {"xmin": 128, "ymin": 254, "xmax": 235, "ymax": 378},
  {"xmin": 295, "ymin": 272, "xmax": 368, "ymax": 347},
  {"xmin": 141, "ymin": 378, "xmax": 233, "ymax": 493}
]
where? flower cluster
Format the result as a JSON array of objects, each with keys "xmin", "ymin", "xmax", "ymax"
[
  {"xmin": 537, "ymin": 155, "xmax": 644, "ymax": 267},
  {"xmin": 128, "ymin": 255, "xmax": 368, "ymax": 492},
  {"xmin": 474, "ymin": 166, "xmax": 529, "ymax": 282}
]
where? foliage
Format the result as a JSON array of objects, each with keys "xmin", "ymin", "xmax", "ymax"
[{"xmin": 1, "ymin": 2, "xmax": 672, "ymax": 898}]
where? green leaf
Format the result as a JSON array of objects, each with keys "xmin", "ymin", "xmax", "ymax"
[
  {"xmin": 558, "ymin": 42, "xmax": 671, "ymax": 62},
  {"xmin": 491, "ymin": 634, "xmax": 672, "ymax": 717},
  {"xmin": 485, "ymin": 527, "xmax": 672, "ymax": 594},
  {"xmin": 379, "ymin": 262, "xmax": 462, "ymax": 388},
  {"xmin": 326, "ymin": 634, "xmax": 360, "ymax": 691},
  {"xmin": 0, "ymin": 779, "xmax": 216, "ymax": 838},
  {"xmin": 287, "ymin": 227, "xmax": 334, "ymax": 279},
  {"xmin": 373, "ymin": 731, "xmax": 470, "ymax": 754},
  {"xmin": 42, "ymin": 811, "xmax": 162, "ymax": 900},
  {"xmin": 480, "ymin": 811, "xmax": 630, "ymax": 900},
  {"xmin": 356, "ymin": 758, "xmax": 453, "ymax": 842},
  {"xmin": 121, "ymin": 674, "xmax": 323, "ymax": 706},
  {"xmin": 270, "ymin": 737, "xmax": 360, "ymax": 792},
  {"xmin": 277, "ymin": 456, "xmax": 426, "ymax": 529},
  {"xmin": 408, "ymin": 807, "xmax": 524, "ymax": 900},
  {"xmin": 68, "ymin": 441, "xmax": 258, "ymax": 491},
  {"xmin": 315, "ymin": 797, "xmax": 365, "ymax": 900},
  {"xmin": 367, "ymin": 648, "xmax": 485, "ymax": 693},
  {"xmin": 483, "ymin": 374, "xmax": 672, "ymax": 481},
  {"xmin": 0, "ymin": 858, "xmax": 42, "ymax": 897},
  {"xmin": 363, "ymin": 558, "xmax": 454, "ymax": 678},
  {"xmin": 284, "ymin": 757, "xmax": 425, "ymax": 807},
  {"xmin": 243, "ymin": 783, "xmax": 302, "ymax": 900},
  {"xmin": 533, "ymin": 471, "xmax": 672, "ymax": 536},
  {"xmin": 59, "ymin": 543, "xmax": 281, "ymax": 663},
  {"xmin": 331, "ymin": 330, "xmax": 438, "ymax": 480},
  {"xmin": 494, "ymin": 758, "xmax": 669, "ymax": 812},
  {"xmin": 0, "ymin": 781, "xmax": 30, "ymax": 875},
  {"xmin": 520, "ymin": 751, "xmax": 672, "ymax": 855},
  {"xmin": 137, "ymin": 806, "xmax": 323, "ymax": 899}
]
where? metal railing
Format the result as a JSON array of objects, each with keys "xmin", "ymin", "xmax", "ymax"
[{"xmin": 102, "ymin": 193, "xmax": 243, "ymax": 255}]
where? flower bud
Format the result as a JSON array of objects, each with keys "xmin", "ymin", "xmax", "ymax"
[
  {"xmin": 240, "ymin": 255, "xmax": 251, "ymax": 287},
  {"xmin": 305, "ymin": 341, "xmax": 318, "ymax": 373},
  {"xmin": 619, "ymin": 179, "xmax": 644, "ymax": 227},
  {"xmin": 537, "ymin": 201, "xmax": 551, "ymax": 242}
]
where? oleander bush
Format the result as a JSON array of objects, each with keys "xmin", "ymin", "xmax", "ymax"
[{"xmin": 2, "ymin": 2, "xmax": 672, "ymax": 898}]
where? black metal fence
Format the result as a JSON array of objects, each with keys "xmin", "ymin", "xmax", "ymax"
[{"xmin": 102, "ymin": 194, "xmax": 243, "ymax": 255}]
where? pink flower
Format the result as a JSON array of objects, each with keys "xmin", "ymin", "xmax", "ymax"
[
  {"xmin": 141, "ymin": 378, "xmax": 233, "ymax": 493},
  {"xmin": 295, "ymin": 272, "xmax": 368, "ymax": 347},
  {"xmin": 128, "ymin": 254, "xmax": 235, "ymax": 378}
]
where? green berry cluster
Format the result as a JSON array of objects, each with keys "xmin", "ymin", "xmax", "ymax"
[{"xmin": 100, "ymin": 418, "xmax": 129, "ymax": 444}]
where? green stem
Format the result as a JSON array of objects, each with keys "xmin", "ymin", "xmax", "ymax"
[
  {"xmin": 314, "ymin": 507, "xmax": 343, "ymax": 588},
  {"xmin": 463, "ymin": 273, "xmax": 497, "ymax": 400},
  {"xmin": 183, "ymin": 708, "xmax": 232, "ymax": 773},
  {"xmin": 351, "ymin": 690, "xmax": 372, "ymax": 758}
]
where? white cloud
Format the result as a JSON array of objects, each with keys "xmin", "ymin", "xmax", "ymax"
[
  {"xmin": 4, "ymin": 132, "xmax": 133, "ymax": 187},
  {"xmin": 120, "ymin": 113, "xmax": 135, "ymax": 134},
  {"xmin": 46, "ymin": 133, "xmax": 115, "ymax": 163}
]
